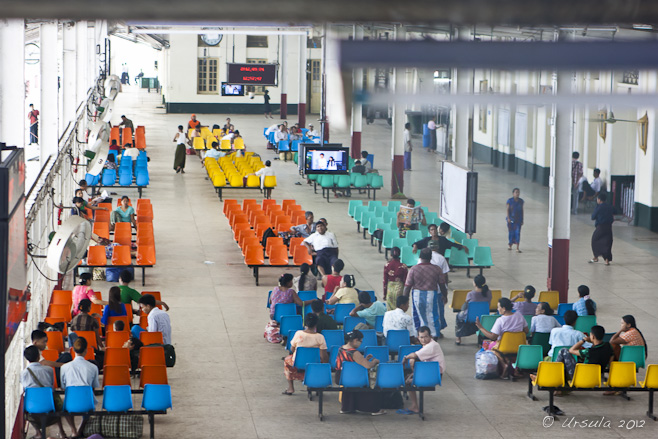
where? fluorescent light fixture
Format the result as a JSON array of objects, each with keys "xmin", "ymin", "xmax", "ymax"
[
  {"xmin": 130, "ymin": 28, "xmax": 308, "ymax": 36},
  {"xmin": 632, "ymin": 24, "xmax": 653, "ymax": 30}
]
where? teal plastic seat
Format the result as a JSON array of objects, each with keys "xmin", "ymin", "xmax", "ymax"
[
  {"xmin": 473, "ymin": 246, "xmax": 493, "ymax": 267},
  {"xmin": 366, "ymin": 173, "xmax": 376, "ymax": 186},
  {"xmin": 335, "ymin": 174, "xmax": 351, "ymax": 188},
  {"xmin": 425, "ymin": 212, "xmax": 438, "ymax": 223},
  {"xmin": 381, "ymin": 229, "xmax": 398, "ymax": 255},
  {"xmin": 383, "ymin": 211, "xmax": 397, "ymax": 225},
  {"xmin": 368, "ymin": 200, "xmax": 383, "ymax": 211},
  {"xmin": 462, "ymin": 238, "xmax": 479, "ymax": 258},
  {"xmin": 308, "ymin": 174, "xmax": 318, "ymax": 181},
  {"xmin": 400, "ymin": 246, "xmax": 419, "ymax": 266},
  {"xmin": 353, "ymin": 174, "xmax": 368, "ymax": 188},
  {"xmin": 476, "ymin": 314, "xmax": 500, "ymax": 339},
  {"xmin": 369, "ymin": 174, "xmax": 384, "ymax": 189},
  {"xmin": 405, "ymin": 230, "xmax": 423, "ymax": 246},
  {"xmin": 387, "ymin": 201, "xmax": 401, "ymax": 212},
  {"xmin": 418, "ymin": 224, "xmax": 429, "ymax": 238},
  {"xmin": 449, "ymin": 248, "xmax": 470, "ymax": 268},
  {"xmin": 430, "ymin": 217, "xmax": 443, "ymax": 226},
  {"xmin": 353, "ymin": 206, "xmax": 368, "ymax": 224},
  {"xmin": 348, "ymin": 200, "xmax": 363, "ymax": 218},
  {"xmin": 350, "ymin": 172, "xmax": 359, "ymax": 185},
  {"xmin": 573, "ymin": 315, "xmax": 597, "ymax": 333},
  {"xmin": 359, "ymin": 211, "xmax": 374, "ymax": 235},
  {"xmin": 619, "ymin": 345, "xmax": 646, "ymax": 369},
  {"xmin": 551, "ymin": 346, "xmax": 577, "ymax": 362},
  {"xmin": 452, "ymin": 229, "xmax": 467, "ymax": 244},
  {"xmin": 530, "ymin": 332, "xmax": 552, "ymax": 356},
  {"xmin": 374, "ymin": 206, "xmax": 386, "ymax": 217},
  {"xmin": 390, "ymin": 237, "xmax": 408, "ymax": 253},
  {"xmin": 320, "ymin": 175, "xmax": 335, "ymax": 188}
]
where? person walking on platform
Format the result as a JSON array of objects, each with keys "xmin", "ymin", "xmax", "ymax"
[
  {"xmin": 506, "ymin": 188, "xmax": 524, "ymax": 253},
  {"xmin": 173, "ymin": 125, "xmax": 188, "ymax": 174},
  {"xmin": 264, "ymin": 89, "xmax": 273, "ymax": 119},
  {"xmin": 590, "ymin": 193, "xmax": 614, "ymax": 265},
  {"xmin": 403, "ymin": 122, "xmax": 413, "ymax": 171}
]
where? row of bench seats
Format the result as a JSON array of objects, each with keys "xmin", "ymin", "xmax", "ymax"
[
  {"xmin": 192, "ymin": 135, "xmax": 245, "ymax": 151},
  {"xmin": 310, "ymin": 173, "xmax": 384, "ymax": 202},
  {"xmin": 224, "ymin": 199, "xmax": 311, "ymax": 285},
  {"xmin": 205, "ymin": 153, "xmax": 277, "ymax": 200},
  {"xmin": 450, "ymin": 289, "xmax": 561, "ymax": 313},
  {"xmin": 110, "ymin": 126, "xmax": 146, "ymax": 149},
  {"xmin": 85, "ymin": 151, "xmax": 150, "ymax": 189}
]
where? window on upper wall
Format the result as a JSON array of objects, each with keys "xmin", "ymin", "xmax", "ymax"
[
  {"xmin": 246, "ymin": 36, "xmax": 268, "ymax": 47},
  {"xmin": 198, "ymin": 58, "xmax": 219, "ymax": 94},
  {"xmin": 621, "ymin": 70, "xmax": 639, "ymax": 86},
  {"xmin": 307, "ymin": 37, "xmax": 322, "ymax": 49},
  {"xmin": 245, "ymin": 58, "xmax": 268, "ymax": 95}
]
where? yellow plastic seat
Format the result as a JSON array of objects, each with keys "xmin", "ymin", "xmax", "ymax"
[
  {"xmin": 229, "ymin": 174, "xmax": 243, "ymax": 187},
  {"xmin": 640, "ymin": 364, "xmax": 658, "ymax": 388},
  {"xmin": 234, "ymin": 137, "xmax": 245, "ymax": 150},
  {"xmin": 569, "ymin": 363, "xmax": 601, "ymax": 388},
  {"xmin": 206, "ymin": 137, "xmax": 218, "ymax": 149},
  {"xmin": 509, "ymin": 290, "xmax": 524, "ymax": 302},
  {"xmin": 605, "ymin": 361, "xmax": 637, "ymax": 388},
  {"xmin": 212, "ymin": 129, "xmax": 222, "ymax": 138},
  {"xmin": 193, "ymin": 137, "xmax": 205, "ymax": 150},
  {"xmin": 246, "ymin": 175, "xmax": 260, "ymax": 187},
  {"xmin": 263, "ymin": 175, "xmax": 277, "ymax": 188},
  {"xmin": 489, "ymin": 289, "xmax": 502, "ymax": 311},
  {"xmin": 532, "ymin": 361, "xmax": 565, "ymax": 388},
  {"xmin": 212, "ymin": 173, "xmax": 226, "ymax": 187},
  {"xmin": 220, "ymin": 139, "xmax": 232, "ymax": 150},
  {"xmin": 538, "ymin": 291, "xmax": 559, "ymax": 309},
  {"xmin": 496, "ymin": 331, "xmax": 527, "ymax": 355},
  {"xmin": 450, "ymin": 290, "xmax": 469, "ymax": 312},
  {"xmin": 200, "ymin": 127, "xmax": 212, "ymax": 139}
]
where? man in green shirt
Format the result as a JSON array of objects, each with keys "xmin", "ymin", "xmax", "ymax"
[
  {"xmin": 119, "ymin": 270, "xmax": 169, "ymax": 314},
  {"xmin": 311, "ymin": 299, "xmax": 337, "ymax": 333}
]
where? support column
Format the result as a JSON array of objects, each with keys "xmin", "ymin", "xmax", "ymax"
[
  {"xmin": 0, "ymin": 19, "xmax": 25, "ymax": 149},
  {"xmin": 280, "ymin": 35, "xmax": 287, "ymax": 119},
  {"xmin": 76, "ymin": 21, "xmax": 88, "ymax": 104},
  {"xmin": 298, "ymin": 34, "xmax": 307, "ymax": 127},
  {"xmin": 62, "ymin": 22, "xmax": 77, "ymax": 124},
  {"xmin": 547, "ymin": 69, "xmax": 574, "ymax": 303},
  {"xmin": 451, "ymin": 27, "xmax": 472, "ymax": 168},
  {"xmin": 350, "ymin": 25, "xmax": 364, "ymax": 159},
  {"xmin": 391, "ymin": 26, "xmax": 406, "ymax": 197},
  {"xmin": 40, "ymin": 22, "xmax": 59, "ymax": 163}
]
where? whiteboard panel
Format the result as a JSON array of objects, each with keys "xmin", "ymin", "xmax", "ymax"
[
  {"xmin": 498, "ymin": 108, "xmax": 510, "ymax": 147},
  {"xmin": 515, "ymin": 111, "xmax": 527, "ymax": 152},
  {"xmin": 440, "ymin": 161, "xmax": 468, "ymax": 232}
]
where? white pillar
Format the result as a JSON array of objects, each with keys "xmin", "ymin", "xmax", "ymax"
[
  {"xmin": 62, "ymin": 21, "xmax": 77, "ymax": 123},
  {"xmin": 0, "ymin": 19, "xmax": 25, "ymax": 149},
  {"xmin": 40, "ymin": 22, "xmax": 59, "ymax": 163},
  {"xmin": 77, "ymin": 21, "xmax": 89, "ymax": 104},
  {"xmin": 298, "ymin": 34, "xmax": 307, "ymax": 127},
  {"xmin": 350, "ymin": 25, "xmax": 364, "ymax": 158},
  {"xmin": 391, "ymin": 25, "xmax": 406, "ymax": 196},
  {"xmin": 451, "ymin": 28, "xmax": 472, "ymax": 168}
]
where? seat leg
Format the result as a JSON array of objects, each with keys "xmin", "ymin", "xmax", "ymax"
[
  {"xmin": 419, "ymin": 391, "xmax": 425, "ymax": 421},
  {"xmin": 647, "ymin": 390, "xmax": 657, "ymax": 421},
  {"xmin": 378, "ymin": 241, "xmax": 382, "ymax": 253},
  {"xmin": 41, "ymin": 414, "xmax": 47, "ymax": 439},
  {"xmin": 218, "ymin": 188, "xmax": 222, "ymax": 201},
  {"xmin": 318, "ymin": 390, "xmax": 324, "ymax": 421},
  {"xmin": 314, "ymin": 182, "xmax": 317, "ymax": 194},
  {"xmin": 620, "ymin": 390, "xmax": 631, "ymax": 401},
  {"xmin": 357, "ymin": 222, "xmax": 361, "ymax": 233},
  {"xmin": 149, "ymin": 413, "xmax": 155, "ymax": 439},
  {"xmin": 139, "ymin": 187, "xmax": 143, "ymax": 198},
  {"xmin": 254, "ymin": 267, "xmax": 259, "ymax": 286},
  {"xmin": 548, "ymin": 390, "xmax": 557, "ymax": 420},
  {"xmin": 363, "ymin": 228, "xmax": 367, "ymax": 239},
  {"xmin": 142, "ymin": 267, "xmax": 146, "ymax": 286},
  {"xmin": 373, "ymin": 189, "xmax": 377, "ymax": 201},
  {"xmin": 527, "ymin": 376, "xmax": 537, "ymax": 401}
]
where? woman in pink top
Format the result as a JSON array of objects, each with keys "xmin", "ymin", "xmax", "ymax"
[
  {"xmin": 71, "ymin": 273, "xmax": 106, "ymax": 316},
  {"xmin": 321, "ymin": 259, "xmax": 344, "ymax": 301}
]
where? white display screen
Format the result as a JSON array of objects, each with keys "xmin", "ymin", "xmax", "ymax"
[{"xmin": 440, "ymin": 161, "xmax": 469, "ymax": 232}]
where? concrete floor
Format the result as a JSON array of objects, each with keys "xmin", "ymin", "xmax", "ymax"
[{"xmin": 84, "ymin": 87, "xmax": 658, "ymax": 438}]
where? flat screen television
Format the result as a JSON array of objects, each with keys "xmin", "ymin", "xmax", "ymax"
[
  {"xmin": 302, "ymin": 144, "xmax": 349, "ymax": 175},
  {"xmin": 221, "ymin": 83, "xmax": 244, "ymax": 96}
]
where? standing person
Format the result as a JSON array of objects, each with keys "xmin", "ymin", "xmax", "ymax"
[
  {"xmin": 426, "ymin": 117, "xmax": 437, "ymax": 152},
  {"xmin": 173, "ymin": 125, "xmax": 188, "ymax": 174},
  {"xmin": 303, "ymin": 222, "xmax": 339, "ymax": 278},
  {"xmin": 506, "ymin": 188, "xmax": 524, "ymax": 252},
  {"xmin": 264, "ymin": 89, "xmax": 273, "ymax": 119},
  {"xmin": 403, "ymin": 248, "xmax": 447, "ymax": 338},
  {"xmin": 254, "ymin": 160, "xmax": 276, "ymax": 199},
  {"xmin": 28, "ymin": 104, "xmax": 39, "ymax": 144},
  {"xmin": 118, "ymin": 115, "xmax": 134, "ymax": 131},
  {"xmin": 572, "ymin": 151, "xmax": 583, "ymax": 214},
  {"xmin": 403, "ymin": 122, "xmax": 413, "ymax": 171},
  {"xmin": 383, "ymin": 247, "xmax": 408, "ymax": 310},
  {"xmin": 590, "ymin": 193, "xmax": 614, "ymax": 265}
]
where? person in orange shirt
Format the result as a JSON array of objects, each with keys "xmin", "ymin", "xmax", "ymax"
[{"xmin": 188, "ymin": 114, "xmax": 201, "ymax": 130}]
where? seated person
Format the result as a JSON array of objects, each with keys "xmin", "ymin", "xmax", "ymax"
[
  {"xmin": 335, "ymin": 330, "xmax": 385, "ymax": 415},
  {"xmin": 581, "ymin": 168, "xmax": 603, "ymax": 201},
  {"xmin": 413, "ymin": 222, "xmax": 466, "ymax": 256},
  {"xmin": 70, "ymin": 298, "xmax": 104, "ymax": 350},
  {"xmin": 289, "ymin": 211, "xmax": 316, "ymax": 238},
  {"xmin": 530, "ymin": 302, "xmax": 561, "ymax": 334},
  {"xmin": 567, "ymin": 325, "xmax": 614, "ymax": 377},
  {"xmin": 321, "ymin": 259, "xmax": 344, "ymax": 301},
  {"xmin": 123, "ymin": 143, "xmax": 140, "ymax": 159},
  {"xmin": 101, "ymin": 286, "xmax": 127, "ymax": 327},
  {"xmin": 399, "ymin": 326, "xmax": 446, "ymax": 415},
  {"xmin": 71, "ymin": 196, "xmax": 92, "ymax": 221},
  {"xmin": 113, "ymin": 320, "xmax": 125, "ymax": 332},
  {"xmin": 547, "ymin": 310, "xmax": 584, "ymax": 357},
  {"xmin": 30, "ymin": 330, "xmax": 68, "ymax": 369},
  {"xmin": 573, "ymin": 285, "xmax": 597, "ymax": 316},
  {"xmin": 455, "ymin": 275, "xmax": 491, "ymax": 344},
  {"xmin": 326, "ymin": 275, "xmax": 359, "ymax": 307},
  {"xmin": 349, "ymin": 291, "xmax": 386, "ymax": 329},
  {"xmin": 132, "ymin": 294, "xmax": 172, "ymax": 345},
  {"xmin": 360, "ymin": 151, "xmax": 375, "ymax": 172},
  {"xmin": 383, "ymin": 295, "xmax": 418, "ymax": 343},
  {"xmin": 310, "ymin": 299, "xmax": 338, "ymax": 333},
  {"xmin": 204, "ymin": 141, "xmax": 223, "ymax": 159},
  {"xmin": 110, "ymin": 196, "xmax": 136, "ymax": 230},
  {"xmin": 293, "ymin": 263, "xmax": 317, "ymax": 293},
  {"xmin": 118, "ymin": 269, "xmax": 169, "ymax": 315},
  {"xmin": 609, "ymin": 315, "xmax": 647, "ymax": 360},
  {"xmin": 351, "ymin": 159, "xmax": 367, "ymax": 175},
  {"xmin": 123, "ymin": 336, "xmax": 144, "ymax": 372},
  {"xmin": 306, "ymin": 123, "xmax": 318, "ymax": 137},
  {"xmin": 282, "ymin": 313, "xmax": 328, "ymax": 395},
  {"xmin": 269, "ymin": 273, "xmax": 312, "ymax": 321},
  {"xmin": 104, "ymin": 154, "xmax": 118, "ymax": 171},
  {"xmin": 397, "ymin": 198, "xmax": 426, "ymax": 233},
  {"xmin": 303, "ymin": 221, "xmax": 339, "ymax": 277},
  {"xmin": 511, "ymin": 285, "xmax": 537, "ymax": 315},
  {"xmin": 109, "ymin": 139, "xmax": 121, "ymax": 151},
  {"xmin": 21, "ymin": 346, "xmax": 69, "ymax": 439}
]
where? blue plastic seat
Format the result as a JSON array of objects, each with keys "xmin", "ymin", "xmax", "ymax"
[
  {"xmin": 285, "ymin": 330, "xmax": 301, "ymax": 351},
  {"xmin": 102, "ymin": 169, "xmax": 116, "ymax": 186},
  {"xmin": 119, "ymin": 169, "xmax": 133, "ymax": 186},
  {"xmin": 273, "ymin": 303, "xmax": 297, "ymax": 323},
  {"xmin": 63, "ymin": 386, "xmax": 95, "ymax": 413},
  {"xmin": 386, "ymin": 330, "xmax": 410, "ymax": 355},
  {"xmin": 412, "ymin": 361, "xmax": 442, "ymax": 387},
  {"xmin": 329, "ymin": 345, "xmax": 340, "ymax": 370},
  {"xmin": 293, "ymin": 347, "xmax": 321, "ymax": 371},
  {"xmin": 136, "ymin": 170, "xmax": 149, "ymax": 186},
  {"xmin": 339, "ymin": 362, "xmax": 369, "ymax": 388},
  {"xmin": 343, "ymin": 316, "xmax": 366, "ymax": 333},
  {"xmin": 280, "ymin": 315, "xmax": 304, "ymax": 340},
  {"xmin": 557, "ymin": 303, "xmax": 574, "ymax": 316},
  {"xmin": 298, "ymin": 291, "xmax": 317, "ymax": 302},
  {"xmin": 365, "ymin": 346, "xmax": 389, "ymax": 364},
  {"xmin": 357, "ymin": 329, "xmax": 378, "ymax": 352},
  {"xmin": 120, "ymin": 156, "xmax": 132, "ymax": 167},
  {"xmin": 24, "ymin": 387, "xmax": 56, "ymax": 414},
  {"xmin": 303, "ymin": 363, "xmax": 333, "ymax": 389},
  {"xmin": 362, "ymin": 291, "xmax": 377, "ymax": 303},
  {"xmin": 291, "ymin": 140, "xmax": 301, "ymax": 152},
  {"xmin": 263, "ymin": 127, "xmax": 268, "ymax": 137},
  {"xmin": 333, "ymin": 303, "xmax": 355, "ymax": 323},
  {"xmin": 322, "ymin": 329, "xmax": 344, "ymax": 349},
  {"xmin": 397, "ymin": 344, "xmax": 422, "ymax": 363},
  {"xmin": 278, "ymin": 140, "xmax": 290, "ymax": 152},
  {"xmin": 376, "ymin": 363, "xmax": 406, "ymax": 388},
  {"xmin": 85, "ymin": 173, "xmax": 100, "ymax": 186},
  {"xmin": 466, "ymin": 301, "xmax": 490, "ymax": 323},
  {"xmin": 102, "ymin": 385, "xmax": 133, "ymax": 412},
  {"xmin": 142, "ymin": 384, "xmax": 173, "ymax": 411},
  {"xmin": 375, "ymin": 315, "xmax": 384, "ymax": 333}
]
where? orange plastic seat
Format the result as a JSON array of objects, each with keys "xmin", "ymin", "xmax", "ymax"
[
  {"xmin": 238, "ymin": 231, "xmax": 258, "ymax": 249},
  {"xmin": 136, "ymin": 234, "xmax": 155, "ymax": 246},
  {"xmin": 46, "ymin": 331, "xmax": 65, "ymax": 353},
  {"xmin": 51, "ymin": 290, "xmax": 73, "ymax": 307},
  {"xmin": 106, "ymin": 331, "xmax": 131, "ymax": 348},
  {"xmin": 223, "ymin": 199, "xmax": 239, "ymax": 216},
  {"xmin": 111, "ymin": 245, "xmax": 132, "ymax": 265},
  {"xmin": 269, "ymin": 209, "xmax": 286, "ymax": 223},
  {"xmin": 255, "ymin": 222, "xmax": 273, "ymax": 240},
  {"xmin": 138, "ymin": 346, "xmax": 166, "ymax": 369},
  {"xmin": 244, "ymin": 245, "xmax": 265, "ymax": 266},
  {"xmin": 87, "ymin": 246, "xmax": 107, "ymax": 266},
  {"xmin": 70, "ymin": 346, "xmax": 95, "ymax": 361},
  {"xmin": 124, "ymin": 303, "xmax": 134, "ymax": 322},
  {"xmin": 275, "ymin": 223, "xmax": 294, "ymax": 235},
  {"xmin": 248, "ymin": 208, "xmax": 265, "ymax": 224},
  {"xmin": 110, "ymin": 127, "xmax": 120, "ymax": 144},
  {"xmin": 263, "ymin": 200, "xmax": 279, "ymax": 214},
  {"xmin": 93, "ymin": 222, "xmax": 110, "ymax": 240},
  {"xmin": 102, "ymin": 365, "xmax": 131, "ymax": 387},
  {"xmin": 292, "ymin": 211, "xmax": 306, "ymax": 225},
  {"xmin": 140, "ymin": 331, "xmax": 164, "ymax": 345},
  {"xmin": 41, "ymin": 349, "xmax": 59, "ymax": 362},
  {"xmin": 48, "ymin": 304, "xmax": 72, "ymax": 323},
  {"xmin": 274, "ymin": 215, "xmax": 292, "ymax": 230},
  {"xmin": 107, "ymin": 316, "xmax": 131, "ymax": 331},
  {"xmin": 242, "ymin": 199, "xmax": 258, "ymax": 210},
  {"xmin": 44, "ymin": 317, "xmax": 68, "ymax": 336},
  {"xmin": 226, "ymin": 206, "xmax": 244, "ymax": 223},
  {"xmin": 282, "ymin": 199, "xmax": 296, "ymax": 210},
  {"xmin": 137, "ymin": 222, "xmax": 153, "ymax": 233},
  {"xmin": 231, "ymin": 213, "xmax": 249, "ymax": 229},
  {"xmin": 104, "ymin": 347, "xmax": 131, "ymax": 367},
  {"xmin": 94, "ymin": 209, "xmax": 110, "ymax": 223},
  {"xmin": 233, "ymin": 223, "xmax": 251, "ymax": 242},
  {"xmin": 253, "ymin": 214, "xmax": 270, "ymax": 228},
  {"xmin": 139, "ymin": 365, "xmax": 168, "ymax": 387},
  {"xmin": 269, "ymin": 245, "xmax": 289, "ymax": 265},
  {"xmin": 293, "ymin": 248, "xmax": 313, "ymax": 265},
  {"xmin": 136, "ymin": 245, "xmax": 156, "ymax": 265},
  {"xmin": 72, "ymin": 331, "xmax": 98, "ymax": 350},
  {"xmin": 139, "ymin": 315, "xmax": 148, "ymax": 329},
  {"xmin": 265, "ymin": 237, "xmax": 283, "ymax": 257},
  {"xmin": 287, "ymin": 205, "xmax": 303, "ymax": 216},
  {"xmin": 242, "ymin": 237, "xmax": 262, "ymax": 256},
  {"xmin": 114, "ymin": 223, "xmax": 132, "ymax": 246},
  {"xmin": 141, "ymin": 291, "xmax": 162, "ymax": 304}
]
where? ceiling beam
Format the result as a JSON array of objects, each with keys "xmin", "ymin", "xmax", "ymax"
[{"xmin": 0, "ymin": 0, "xmax": 656, "ymax": 24}]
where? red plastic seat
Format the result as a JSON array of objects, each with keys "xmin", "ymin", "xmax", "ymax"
[
  {"xmin": 45, "ymin": 331, "xmax": 65, "ymax": 352},
  {"xmin": 106, "ymin": 331, "xmax": 131, "ymax": 348},
  {"xmin": 107, "ymin": 316, "xmax": 131, "ymax": 331},
  {"xmin": 138, "ymin": 346, "xmax": 166, "ymax": 368},
  {"xmin": 92, "ymin": 222, "xmax": 110, "ymax": 240},
  {"xmin": 104, "ymin": 347, "xmax": 131, "ymax": 367},
  {"xmin": 139, "ymin": 365, "xmax": 168, "ymax": 387},
  {"xmin": 223, "ymin": 199, "xmax": 239, "ymax": 216},
  {"xmin": 140, "ymin": 331, "xmax": 164, "ymax": 345},
  {"xmin": 51, "ymin": 290, "xmax": 73, "ymax": 307},
  {"xmin": 265, "ymin": 237, "xmax": 283, "ymax": 257},
  {"xmin": 48, "ymin": 304, "xmax": 72, "ymax": 323}
]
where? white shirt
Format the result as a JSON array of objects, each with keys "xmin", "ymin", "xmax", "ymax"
[
  {"xmin": 530, "ymin": 314, "xmax": 562, "ymax": 334},
  {"xmin": 429, "ymin": 251, "xmax": 450, "ymax": 275},
  {"xmin": 222, "ymin": 133, "xmax": 235, "ymax": 141},
  {"xmin": 327, "ymin": 160, "xmax": 337, "ymax": 170},
  {"xmin": 174, "ymin": 131, "xmax": 187, "ymax": 145},
  {"xmin": 303, "ymin": 231, "xmax": 338, "ymax": 251},
  {"xmin": 577, "ymin": 176, "xmax": 588, "ymax": 192},
  {"xmin": 255, "ymin": 166, "xmax": 275, "ymax": 188},
  {"xmin": 427, "ymin": 120, "xmax": 436, "ymax": 130},
  {"xmin": 415, "ymin": 339, "xmax": 446, "ymax": 374},
  {"xmin": 148, "ymin": 307, "xmax": 172, "ymax": 345},
  {"xmin": 265, "ymin": 124, "xmax": 279, "ymax": 135},
  {"xmin": 590, "ymin": 177, "xmax": 602, "ymax": 192},
  {"xmin": 383, "ymin": 308, "xmax": 417, "ymax": 338},
  {"xmin": 124, "ymin": 148, "xmax": 140, "ymax": 159},
  {"xmin": 316, "ymin": 157, "xmax": 327, "ymax": 170},
  {"xmin": 61, "ymin": 356, "xmax": 100, "ymax": 389},
  {"xmin": 275, "ymin": 131, "xmax": 288, "ymax": 142},
  {"xmin": 307, "ymin": 129, "xmax": 318, "ymax": 137},
  {"xmin": 403, "ymin": 129, "xmax": 412, "ymax": 152},
  {"xmin": 21, "ymin": 362, "xmax": 54, "ymax": 389}
]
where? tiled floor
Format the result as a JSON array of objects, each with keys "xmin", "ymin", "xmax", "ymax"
[{"xmin": 86, "ymin": 87, "xmax": 658, "ymax": 438}]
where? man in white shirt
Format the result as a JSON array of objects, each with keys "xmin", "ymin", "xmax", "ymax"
[
  {"xmin": 254, "ymin": 160, "xmax": 276, "ymax": 197},
  {"xmin": 139, "ymin": 293, "xmax": 172, "ymax": 344},
  {"xmin": 403, "ymin": 122, "xmax": 413, "ymax": 171},
  {"xmin": 306, "ymin": 123, "xmax": 318, "ymax": 137},
  {"xmin": 315, "ymin": 153, "xmax": 328, "ymax": 170},
  {"xmin": 303, "ymin": 221, "xmax": 338, "ymax": 277},
  {"xmin": 60, "ymin": 337, "xmax": 100, "ymax": 434},
  {"xmin": 427, "ymin": 117, "xmax": 437, "ymax": 151},
  {"xmin": 265, "ymin": 123, "xmax": 280, "ymax": 136},
  {"xmin": 204, "ymin": 141, "xmax": 223, "ymax": 160},
  {"xmin": 275, "ymin": 126, "xmax": 288, "ymax": 143},
  {"xmin": 383, "ymin": 295, "xmax": 418, "ymax": 341},
  {"xmin": 123, "ymin": 143, "xmax": 140, "ymax": 159},
  {"xmin": 590, "ymin": 168, "xmax": 603, "ymax": 196}
]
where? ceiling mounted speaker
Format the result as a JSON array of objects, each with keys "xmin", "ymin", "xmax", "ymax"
[{"xmin": 47, "ymin": 216, "xmax": 92, "ymax": 274}]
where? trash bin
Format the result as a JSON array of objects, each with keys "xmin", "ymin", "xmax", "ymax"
[{"xmin": 405, "ymin": 110, "xmax": 423, "ymax": 134}]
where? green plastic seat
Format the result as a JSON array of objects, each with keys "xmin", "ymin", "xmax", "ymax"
[
  {"xmin": 350, "ymin": 172, "xmax": 359, "ymax": 185},
  {"xmin": 400, "ymin": 246, "xmax": 419, "ymax": 266},
  {"xmin": 348, "ymin": 200, "xmax": 364, "ymax": 218},
  {"xmin": 367, "ymin": 215, "xmax": 383, "ymax": 236},
  {"xmin": 353, "ymin": 206, "xmax": 368, "ymax": 224},
  {"xmin": 452, "ymin": 229, "xmax": 467, "ymax": 244},
  {"xmin": 463, "ymin": 238, "xmax": 479, "ymax": 258},
  {"xmin": 374, "ymin": 206, "xmax": 386, "ymax": 218},
  {"xmin": 381, "ymin": 229, "xmax": 398, "ymax": 250},
  {"xmin": 425, "ymin": 212, "xmax": 438, "ymax": 223},
  {"xmin": 387, "ymin": 201, "xmax": 401, "ymax": 212},
  {"xmin": 308, "ymin": 174, "xmax": 318, "ymax": 181},
  {"xmin": 335, "ymin": 174, "xmax": 351, "ymax": 188},
  {"xmin": 368, "ymin": 200, "xmax": 383, "ymax": 211},
  {"xmin": 530, "ymin": 332, "xmax": 552, "ymax": 357},
  {"xmin": 418, "ymin": 224, "xmax": 429, "ymax": 238},
  {"xmin": 430, "ymin": 217, "xmax": 443, "ymax": 226},
  {"xmin": 353, "ymin": 174, "xmax": 368, "ymax": 188},
  {"xmin": 348, "ymin": 156, "xmax": 355, "ymax": 170},
  {"xmin": 320, "ymin": 175, "xmax": 335, "ymax": 188},
  {"xmin": 513, "ymin": 344, "xmax": 543, "ymax": 370},
  {"xmin": 369, "ymin": 174, "xmax": 384, "ymax": 189},
  {"xmin": 359, "ymin": 211, "xmax": 374, "ymax": 234},
  {"xmin": 476, "ymin": 314, "xmax": 500, "ymax": 339},
  {"xmin": 366, "ymin": 173, "xmax": 376, "ymax": 186},
  {"xmin": 524, "ymin": 315, "xmax": 533, "ymax": 329},
  {"xmin": 573, "ymin": 315, "xmax": 597, "ymax": 334},
  {"xmin": 293, "ymin": 152, "xmax": 299, "ymax": 164},
  {"xmin": 619, "ymin": 345, "xmax": 646, "ymax": 370},
  {"xmin": 473, "ymin": 246, "xmax": 494, "ymax": 267},
  {"xmin": 405, "ymin": 230, "xmax": 423, "ymax": 246},
  {"xmin": 551, "ymin": 346, "xmax": 577, "ymax": 362},
  {"xmin": 383, "ymin": 211, "xmax": 397, "ymax": 225},
  {"xmin": 390, "ymin": 237, "xmax": 407, "ymax": 252},
  {"xmin": 449, "ymin": 248, "xmax": 470, "ymax": 268}
]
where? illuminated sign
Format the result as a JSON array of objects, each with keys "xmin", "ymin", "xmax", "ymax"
[{"xmin": 227, "ymin": 63, "xmax": 278, "ymax": 86}]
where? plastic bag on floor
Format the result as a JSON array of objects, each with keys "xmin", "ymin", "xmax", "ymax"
[{"xmin": 475, "ymin": 348, "xmax": 498, "ymax": 380}]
